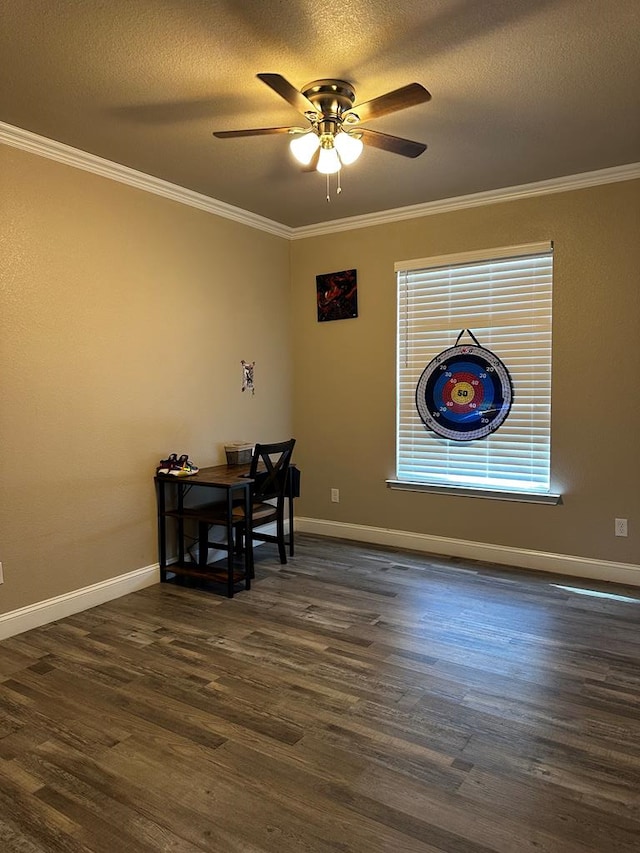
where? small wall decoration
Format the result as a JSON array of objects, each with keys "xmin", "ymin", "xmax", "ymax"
[
  {"xmin": 415, "ymin": 330, "xmax": 513, "ymax": 441},
  {"xmin": 241, "ymin": 360, "xmax": 255, "ymax": 395},
  {"xmin": 316, "ymin": 268, "xmax": 358, "ymax": 322}
]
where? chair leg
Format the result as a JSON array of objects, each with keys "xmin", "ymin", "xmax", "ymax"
[
  {"xmin": 277, "ymin": 514, "xmax": 287, "ymax": 564},
  {"xmin": 288, "ymin": 493, "xmax": 294, "ymax": 557},
  {"xmin": 225, "ymin": 515, "xmax": 234, "ymax": 598},
  {"xmin": 245, "ymin": 523, "xmax": 255, "ymax": 580},
  {"xmin": 241, "ymin": 520, "xmax": 252, "ymax": 590}
]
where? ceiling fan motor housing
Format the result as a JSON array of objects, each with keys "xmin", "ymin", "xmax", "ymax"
[{"xmin": 302, "ymin": 80, "xmax": 358, "ymax": 128}]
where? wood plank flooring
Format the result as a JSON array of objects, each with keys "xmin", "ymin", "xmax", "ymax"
[{"xmin": 0, "ymin": 534, "xmax": 639, "ymax": 852}]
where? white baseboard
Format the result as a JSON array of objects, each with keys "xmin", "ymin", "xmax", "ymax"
[
  {"xmin": 2, "ymin": 519, "xmax": 636, "ymax": 642},
  {"xmin": 296, "ymin": 517, "xmax": 640, "ymax": 587},
  {"xmin": 0, "ymin": 521, "xmax": 289, "ymax": 641},
  {"xmin": 0, "ymin": 564, "xmax": 159, "ymax": 641}
]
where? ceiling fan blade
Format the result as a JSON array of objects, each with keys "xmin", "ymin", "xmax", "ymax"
[
  {"xmin": 346, "ymin": 83, "xmax": 431, "ymax": 123},
  {"xmin": 359, "ymin": 128, "xmax": 427, "ymax": 158},
  {"xmin": 213, "ymin": 126, "xmax": 292, "ymax": 138},
  {"xmin": 257, "ymin": 73, "xmax": 321, "ymax": 117}
]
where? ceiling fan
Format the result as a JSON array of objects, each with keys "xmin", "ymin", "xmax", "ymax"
[{"xmin": 212, "ymin": 73, "xmax": 431, "ymax": 195}]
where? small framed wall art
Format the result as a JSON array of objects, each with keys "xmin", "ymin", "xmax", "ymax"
[{"xmin": 316, "ymin": 268, "xmax": 358, "ymax": 322}]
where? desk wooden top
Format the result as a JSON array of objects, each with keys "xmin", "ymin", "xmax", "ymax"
[{"xmin": 155, "ymin": 463, "xmax": 253, "ymax": 488}]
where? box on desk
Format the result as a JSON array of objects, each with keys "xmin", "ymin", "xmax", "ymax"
[{"xmin": 224, "ymin": 442, "xmax": 254, "ymax": 466}]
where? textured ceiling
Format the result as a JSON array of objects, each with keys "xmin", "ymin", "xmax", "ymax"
[{"xmin": 1, "ymin": 0, "xmax": 639, "ymax": 228}]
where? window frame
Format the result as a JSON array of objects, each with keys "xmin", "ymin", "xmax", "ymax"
[{"xmin": 391, "ymin": 241, "xmax": 560, "ymax": 504}]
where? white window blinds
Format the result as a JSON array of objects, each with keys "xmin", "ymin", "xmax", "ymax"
[{"xmin": 396, "ymin": 242, "xmax": 553, "ymax": 495}]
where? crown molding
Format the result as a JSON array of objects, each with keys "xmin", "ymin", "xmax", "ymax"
[
  {"xmin": 0, "ymin": 121, "xmax": 293, "ymax": 240},
  {"xmin": 2, "ymin": 121, "xmax": 638, "ymax": 241},
  {"xmin": 290, "ymin": 162, "xmax": 640, "ymax": 239}
]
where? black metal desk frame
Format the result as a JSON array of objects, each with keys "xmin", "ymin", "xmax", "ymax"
[{"xmin": 155, "ymin": 464, "xmax": 254, "ymax": 598}]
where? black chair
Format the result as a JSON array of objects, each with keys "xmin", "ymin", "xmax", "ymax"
[{"xmin": 198, "ymin": 439, "xmax": 296, "ymax": 575}]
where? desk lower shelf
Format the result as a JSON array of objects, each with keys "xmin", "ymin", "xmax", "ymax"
[{"xmin": 165, "ymin": 560, "xmax": 248, "ymax": 586}]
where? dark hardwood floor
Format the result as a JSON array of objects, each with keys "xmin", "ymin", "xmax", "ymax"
[{"xmin": 1, "ymin": 534, "xmax": 639, "ymax": 852}]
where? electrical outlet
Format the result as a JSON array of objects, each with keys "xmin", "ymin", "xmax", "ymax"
[
  {"xmin": 0, "ymin": 562, "xmax": 3, "ymax": 584},
  {"xmin": 615, "ymin": 518, "xmax": 628, "ymax": 537},
  {"xmin": 331, "ymin": 488, "xmax": 340, "ymax": 503}
]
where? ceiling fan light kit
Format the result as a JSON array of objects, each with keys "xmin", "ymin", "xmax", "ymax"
[
  {"xmin": 316, "ymin": 143, "xmax": 342, "ymax": 175},
  {"xmin": 289, "ymin": 130, "xmax": 320, "ymax": 165},
  {"xmin": 213, "ymin": 74, "xmax": 431, "ymax": 200},
  {"xmin": 333, "ymin": 131, "xmax": 364, "ymax": 166}
]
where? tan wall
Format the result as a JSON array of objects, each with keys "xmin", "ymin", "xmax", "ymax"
[
  {"xmin": 290, "ymin": 180, "xmax": 640, "ymax": 566},
  {"xmin": 2, "ymin": 148, "xmax": 637, "ymax": 618},
  {"xmin": 0, "ymin": 146, "xmax": 292, "ymax": 613}
]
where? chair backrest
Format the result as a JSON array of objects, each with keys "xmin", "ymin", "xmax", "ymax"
[{"xmin": 249, "ymin": 439, "xmax": 296, "ymax": 503}]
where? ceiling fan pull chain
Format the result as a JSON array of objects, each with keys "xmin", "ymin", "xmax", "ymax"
[
  {"xmin": 326, "ymin": 174, "xmax": 331, "ymax": 203},
  {"xmin": 337, "ymin": 168, "xmax": 342, "ymax": 195}
]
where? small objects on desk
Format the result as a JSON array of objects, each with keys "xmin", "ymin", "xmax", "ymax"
[
  {"xmin": 156, "ymin": 453, "xmax": 200, "ymax": 476},
  {"xmin": 241, "ymin": 359, "xmax": 255, "ymax": 395}
]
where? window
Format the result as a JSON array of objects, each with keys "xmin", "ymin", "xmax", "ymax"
[{"xmin": 394, "ymin": 242, "xmax": 555, "ymax": 501}]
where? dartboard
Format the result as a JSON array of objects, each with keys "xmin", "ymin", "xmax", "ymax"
[{"xmin": 415, "ymin": 337, "xmax": 513, "ymax": 441}]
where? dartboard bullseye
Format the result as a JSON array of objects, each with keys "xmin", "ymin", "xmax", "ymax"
[{"xmin": 415, "ymin": 340, "xmax": 513, "ymax": 441}]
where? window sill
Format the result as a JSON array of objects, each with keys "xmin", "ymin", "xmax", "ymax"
[{"xmin": 386, "ymin": 479, "xmax": 562, "ymax": 505}]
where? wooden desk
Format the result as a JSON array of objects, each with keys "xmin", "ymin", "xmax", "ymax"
[{"xmin": 155, "ymin": 464, "xmax": 254, "ymax": 597}]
